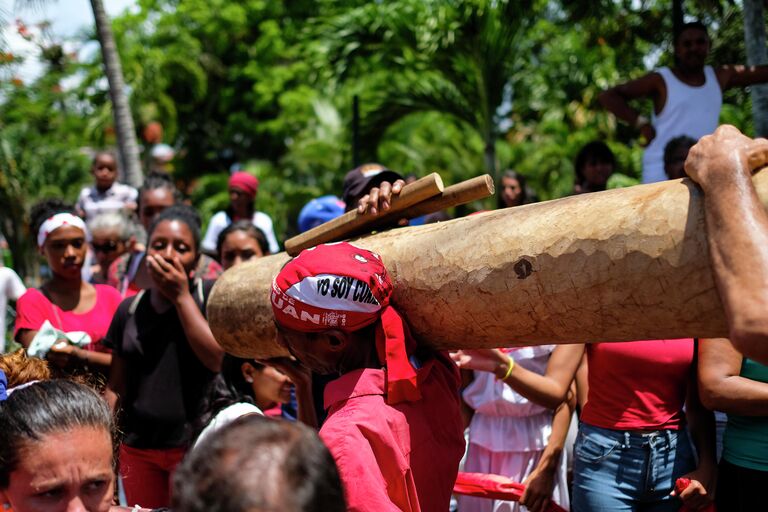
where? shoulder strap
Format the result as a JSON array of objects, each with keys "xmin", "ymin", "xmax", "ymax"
[
  {"xmin": 128, "ymin": 290, "xmax": 146, "ymax": 316},
  {"xmin": 196, "ymin": 278, "xmax": 204, "ymax": 306}
]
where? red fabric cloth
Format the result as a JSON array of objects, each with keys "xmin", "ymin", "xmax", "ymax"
[
  {"xmin": 14, "ymin": 285, "xmax": 122, "ymax": 351},
  {"xmin": 228, "ymin": 171, "xmax": 259, "ymax": 199},
  {"xmin": 320, "ymin": 353, "xmax": 465, "ymax": 512},
  {"xmin": 119, "ymin": 444, "xmax": 186, "ymax": 509},
  {"xmin": 453, "ymin": 472, "xmax": 567, "ymax": 512},
  {"xmin": 272, "ymin": 242, "xmax": 419, "ymax": 404},
  {"xmin": 675, "ymin": 478, "xmax": 716, "ymax": 511},
  {"xmin": 581, "ymin": 339, "xmax": 694, "ymax": 430}
]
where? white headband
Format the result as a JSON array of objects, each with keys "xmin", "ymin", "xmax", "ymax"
[{"xmin": 37, "ymin": 213, "xmax": 87, "ymax": 247}]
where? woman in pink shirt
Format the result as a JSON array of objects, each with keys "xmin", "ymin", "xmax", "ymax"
[
  {"xmin": 14, "ymin": 200, "xmax": 122, "ymax": 376},
  {"xmin": 455, "ymin": 341, "xmax": 716, "ymax": 511}
]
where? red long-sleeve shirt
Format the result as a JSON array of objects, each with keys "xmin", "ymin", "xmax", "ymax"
[{"xmin": 319, "ymin": 353, "xmax": 465, "ymax": 512}]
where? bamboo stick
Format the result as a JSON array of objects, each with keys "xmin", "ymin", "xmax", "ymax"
[
  {"xmin": 285, "ymin": 173, "xmax": 444, "ymax": 256},
  {"xmin": 366, "ymin": 174, "xmax": 495, "ymax": 232}
]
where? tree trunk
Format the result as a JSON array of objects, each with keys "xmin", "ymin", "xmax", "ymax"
[
  {"xmin": 672, "ymin": 0, "xmax": 684, "ymax": 39},
  {"xmin": 484, "ymin": 139, "xmax": 497, "ymax": 184},
  {"xmin": 743, "ymin": 0, "xmax": 768, "ymax": 137},
  {"xmin": 89, "ymin": 0, "xmax": 143, "ymax": 187},
  {"xmin": 208, "ymin": 170, "xmax": 768, "ymax": 360}
]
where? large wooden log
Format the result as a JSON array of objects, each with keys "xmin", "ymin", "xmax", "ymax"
[{"xmin": 208, "ymin": 171, "xmax": 768, "ymax": 360}]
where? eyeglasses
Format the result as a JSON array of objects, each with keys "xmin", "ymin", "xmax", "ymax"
[{"xmin": 92, "ymin": 241, "xmax": 120, "ymax": 253}]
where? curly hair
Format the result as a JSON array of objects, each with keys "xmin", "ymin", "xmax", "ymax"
[
  {"xmin": 30, "ymin": 198, "xmax": 76, "ymax": 241},
  {"xmin": 0, "ymin": 349, "xmax": 51, "ymax": 388}
]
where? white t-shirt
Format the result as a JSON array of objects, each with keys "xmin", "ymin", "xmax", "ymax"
[
  {"xmin": 193, "ymin": 402, "xmax": 263, "ymax": 449},
  {"xmin": 0, "ymin": 267, "xmax": 26, "ymax": 352},
  {"xmin": 201, "ymin": 211, "xmax": 280, "ymax": 255}
]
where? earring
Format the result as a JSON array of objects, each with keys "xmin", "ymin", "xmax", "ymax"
[{"xmin": 245, "ymin": 377, "xmax": 254, "ymax": 383}]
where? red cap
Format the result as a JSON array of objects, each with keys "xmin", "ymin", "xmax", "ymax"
[
  {"xmin": 271, "ymin": 242, "xmax": 421, "ymax": 404},
  {"xmin": 228, "ymin": 172, "xmax": 259, "ymax": 200}
]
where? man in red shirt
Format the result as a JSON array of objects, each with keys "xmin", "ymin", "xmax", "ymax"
[{"xmin": 271, "ymin": 242, "xmax": 465, "ymax": 512}]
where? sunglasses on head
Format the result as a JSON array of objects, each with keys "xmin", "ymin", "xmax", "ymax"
[{"xmin": 92, "ymin": 241, "xmax": 120, "ymax": 253}]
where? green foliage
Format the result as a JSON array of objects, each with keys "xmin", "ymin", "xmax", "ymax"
[
  {"xmin": 1, "ymin": 0, "xmax": 764, "ymax": 268},
  {"xmin": 0, "ymin": 37, "xmax": 91, "ymax": 279}
]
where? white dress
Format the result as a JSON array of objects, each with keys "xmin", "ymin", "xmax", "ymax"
[{"xmin": 458, "ymin": 345, "xmax": 570, "ymax": 512}]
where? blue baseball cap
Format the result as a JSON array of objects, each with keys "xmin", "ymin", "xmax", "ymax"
[{"xmin": 298, "ymin": 195, "xmax": 346, "ymax": 233}]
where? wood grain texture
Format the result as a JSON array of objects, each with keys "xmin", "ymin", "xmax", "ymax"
[{"xmin": 208, "ymin": 171, "xmax": 768, "ymax": 359}]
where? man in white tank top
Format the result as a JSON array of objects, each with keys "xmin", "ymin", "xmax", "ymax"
[{"xmin": 599, "ymin": 21, "xmax": 768, "ymax": 184}]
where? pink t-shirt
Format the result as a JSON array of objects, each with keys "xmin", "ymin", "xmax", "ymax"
[
  {"xmin": 14, "ymin": 285, "xmax": 123, "ymax": 352},
  {"xmin": 581, "ymin": 339, "xmax": 694, "ymax": 431}
]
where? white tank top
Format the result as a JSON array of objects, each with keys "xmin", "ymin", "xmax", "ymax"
[{"xmin": 642, "ymin": 65, "xmax": 722, "ymax": 184}]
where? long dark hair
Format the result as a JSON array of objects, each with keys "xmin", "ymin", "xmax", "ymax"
[
  {"xmin": 216, "ymin": 220, "xmax": 269, "ymax": 258},
  {"xmin": 497, "ymin": 169, "xmax": 528, "ymax": 209},
  {"xmin": 0, "ymin": 380, "xmax": 116, "ymax": 488},
  {"xmin": 574, "ymin": 141, "xmax": 615, "ymax": 191},
  {"xmin": 194, "ymin": 354, "xmax": 262, "ymax": 437}
]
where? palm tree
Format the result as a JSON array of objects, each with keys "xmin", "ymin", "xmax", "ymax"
[
  {"xmin": 319, "ymin": 0, "xmax": 538, "ymax": 182},
  {"xmin": 89, "ymin": 0, "xmax": 143, "ymax": 187},
  {"xmin": 2, "ymin": 1, "xmax": 144, "ymax": 187}
]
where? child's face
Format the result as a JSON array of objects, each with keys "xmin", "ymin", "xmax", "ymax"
[
  {"xmin": 582, "ymin": 158, "xmax": 614, "ymax": 187},
  {"xmin": 91, "ymin": 154, "xmax": 118, "ymax": 190}
]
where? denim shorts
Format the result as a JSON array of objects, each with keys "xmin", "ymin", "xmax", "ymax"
[{"xmin": 572, "ymin": 422, "xmax": 696, "ymax": 512}]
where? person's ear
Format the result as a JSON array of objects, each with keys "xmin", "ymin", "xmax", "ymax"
[
  {"xmin": 241, "ymin": 362, "xmax": 257, "ymax": 384},
  {"xmin": 324, "ymin": 330, "xmax": 349, "ymax": 352}
]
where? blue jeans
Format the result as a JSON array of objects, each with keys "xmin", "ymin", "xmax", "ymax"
[{"xmin": 572, "ymin": 422, "xmax": 696, "ymax": 512}]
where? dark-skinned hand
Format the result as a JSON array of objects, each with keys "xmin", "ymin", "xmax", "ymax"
[
  {"xmin": 146, "ymin": 253, "xmax": 190, "ymax": 303},
  {"xmin": 357, "ymin": 179, "xmax": 406, "ymax": 216}
]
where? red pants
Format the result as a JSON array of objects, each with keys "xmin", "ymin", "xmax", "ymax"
[{"xmin": 119, "ymin": 444, "xmax": 186, "ymax": 509}]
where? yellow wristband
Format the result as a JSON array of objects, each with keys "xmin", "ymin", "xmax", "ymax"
[{"xmin": 497, "ymin": 356, "xmax": 515, "ymax": 380}]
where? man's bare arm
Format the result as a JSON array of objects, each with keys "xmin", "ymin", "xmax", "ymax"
[
  {"xmin": 598, "ymin": 73, "xmax": 664, "ymax": 143},
  {"xmin": 717, "ymin": 64, "xmax": 768, "ymax": 90},
  {"xmin": 685, "ymin": 125, "xmax": 768, "ymax": 364}
]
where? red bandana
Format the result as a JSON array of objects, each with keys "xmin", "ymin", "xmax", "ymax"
[
  {"xmin": 271, "ymin": 242, "xmax": 421, "ymax": 404},
  {"xmin": 228, "ymin": 172, "xmax": 259, "ymax": 200}
]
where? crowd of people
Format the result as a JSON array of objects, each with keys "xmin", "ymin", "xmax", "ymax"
[{"xmin": 1, "ymin": 20, "xmax": 768, "ymax": 512}]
